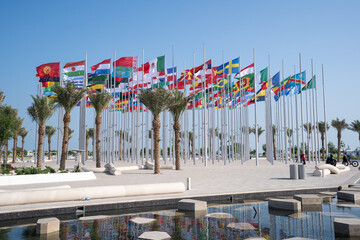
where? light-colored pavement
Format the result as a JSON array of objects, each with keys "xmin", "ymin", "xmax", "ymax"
[{"xmin": 0, "ymin": 158, "xmax": 359, "ymax": 214}]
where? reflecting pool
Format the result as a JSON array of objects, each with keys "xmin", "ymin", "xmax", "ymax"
[{"xmin": 1, "ymin": 196, "xmax": 360, "ymax": 239}]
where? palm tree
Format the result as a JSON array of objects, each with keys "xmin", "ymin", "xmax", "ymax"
[
  {"xmin": 86, "ymin": 128, "xmax": 94, "ymax": 160},
  {"xmin": 52, "ymin": 82, "xmax": 86, "ymax": 170},
  {"xmin": 45, "ymin": 126, "xmax": 56, "ymax": 160},
  {"xmin": 167, "ymin": 90, "xmax": 191, "ymax": 170},
  {"xmin": 348, "ymin": 120, "xmax": 360, "ymax": 145},
  {"xmin": 303, "ymin": 123, "xmax": 313, "ymax": 159},
  {"xmin": 208, "ymin": 128, "xmax": 215, "ymax": 156},
  {"xmin": 88, "ymin": 91, "xmax": 112, "ymax": 168},
  {"xmin": 12, "ymin": 117, "xmax": 24, "ymax": 163},
  {"xmin": 18, "ymin": 127, "xmax": 28, "ymax": 161},
  {"xmin": 287, "ymin": 128, "xmax": 293, "ymax": 159},
  {"xmin": 0, "ymin": 105, "xmax": 17, "ymax": 169},
  {"xmin": 27, "ymin": 96, "xmax": 56, "ymax": 168},
  {"xmin": 138, "ymin": 88, "xmax": 172, "ymax": 174},
  {"xmin": 331, "ymin": 118, "xmax": 348, "ymax": 162},
  {"xmin": 250, "ymin": 125, "xmax": 264, "ymax": 142},
  {"xmin": 272, "ymin": 125, "xmax": 277, "ymax": 160},
  {"xmin": 0, "ymin": 90, "xmax": 5, "ymax": 105},
  {"xmin": 317, "ymin": 121, "xmax": 330, "ymax": 161}
]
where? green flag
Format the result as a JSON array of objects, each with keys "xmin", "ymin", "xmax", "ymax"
[
  {"xmin": 260, "ymin": 67, "xmax": 268, "ymax": 83},
  {"xmin": 157, "ymin": 55, "xmax": 165, "ymax": 72}
]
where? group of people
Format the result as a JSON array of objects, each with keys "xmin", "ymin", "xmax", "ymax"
[{"xmin": 325, "ymin": 153, "xmax": 351, "ymax": 166}]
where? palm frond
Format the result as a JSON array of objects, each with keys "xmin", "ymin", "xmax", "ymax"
[
  {"xmin": 52, "ymin": 82, "xmax": 86, "ymax": 113},
  {"xmin": 88, "ymin": 91, "xmax": 112, "ymax": 115}
]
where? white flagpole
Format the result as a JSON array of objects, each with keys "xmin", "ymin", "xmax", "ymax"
[
  {"xmin": 299, "ymin": 54, "xmax": 305, "ymax": 156},
  {"xmin": 322, "ymin": 64, "xmax": 328, "ymax": 156},
  {"xmin": 57, "ymin": 62, "xmax": 64, "ymax": 165},
  {"xmin": 78, "ymin": 52, "xmax": 87, "ymax": 166},
  {"xmin": 282, "ymin": 60, "xmax": 288, "ymax": 164},
  {"xmin": 192, "ymin": 52, "xmax": 196, "ymax": 164},
  {"xmin": 314, "ymin": 62, "xmax": 321, "ymax": 163},
  {"xmin": 203, "ymin": 44, "xmax": 208, "ymax": 167},
  {"xmin": 253, "ymin": 49, "xmax": 259, "ymax": 166}
]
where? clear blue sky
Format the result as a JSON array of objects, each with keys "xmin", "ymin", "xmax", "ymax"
[{"xmin": 0, "ymin": 0, "xmax": 359, "ymax": 151}]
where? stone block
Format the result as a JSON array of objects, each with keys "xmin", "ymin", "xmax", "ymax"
[
  {"xmin": 227, "ymin": 222, "xmax": 255, "ymax": 230},
  {"xmin": 130, "ymin": 217, "xmax": 156, "ymax": 224},
  {"xmin": 79, "ymin": 215, "xmax": 108, "ymax": 221},
  {"xmin": 109, "ymin": 168, "xmax": 122, "ymax": 175},
  {"xmin": 138, "ymin": 231, "xmax": 171, "ymax": 240},
  {"xmin": 293, "ymin": 194, "xmax": 323, "ymax": 205},
  {"xmin": 268, "ymin": 198, "xmax": 301, "ymax": 212},
  {"xmin": 178, "ymin": 199, "xmax": 207, "ymax": 211},
  {"xmin": 36, "ymin": 217, "xmax": 60, "ymax": 235},
  {"xmin": 337, "ymin": 190, "xmax": 360, "ymax": 202},
  {"xmin": 334, "ymin": 218, "xmax": 360, "ymax": 236}
]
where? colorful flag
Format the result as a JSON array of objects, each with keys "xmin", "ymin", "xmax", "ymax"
[
  {"xmin": 216, "ymin": 57, "xmax": 240, "ymax": 75},
  {"xmin": 88, "ymin": 59, "xmax": 110, "ymax": 86},
  {"xmin": 259, "ymin": 67, "xmax": 268, "ymax": 83},
  {"xmin": 36, "ymin": 62, "xmax": 60, "ymax": 82},
  {"xmin": 113, "ymin": 57, "xmax": 137, "ymax": 84},
  {"xmin": 301, "ymin": 75, "xmax": 315, "ymax": 92},
  {"xmin": 63, "ymin": 60, "xmax": 85, "ymax": 89}
]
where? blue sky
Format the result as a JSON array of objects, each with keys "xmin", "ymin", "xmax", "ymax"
[{"xmin": 0, "ymin": 0, "xmax": 359, "ymax": 151}]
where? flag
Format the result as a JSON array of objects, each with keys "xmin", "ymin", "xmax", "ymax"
[
  {"xmin": 271, "ymin": 72, "xmax": 280, "ymax": 86},
  {"xmin": 301, "ymin": 75, "xmax": 315, "ymax": 92},
  {"xmin": 259, "ymin": 67, "xmax": 268, "ymax": 83},
  {"xmin": 36, "ymin": 62, "xmax": 60, "ymax": 82},
  {"xmin": 179, "ymin": 60, "xmax": 211, "ymax": 82},
  {"xmin": 88, "ymin": 59, "xmax": 110, "ymax": 86},
  {"xmin": 288, "ymin": 71, "xmax": 306, "ymax": 85},
  {"xmin": 216, "ymin": 57, "xmax": 240, "ymax": 75},
  {"xmin": 113, "ymin": 57, "xmax": 137, "ymax": 84},
  {"xmin": 63, "ymin": 60, "xmax": 85, "ymax": 89}
]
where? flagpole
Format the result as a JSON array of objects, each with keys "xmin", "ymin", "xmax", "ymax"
[
  {"xmin": 57, "ymin": 62, "xmax": 64, "ymax": 165},
  {"xmin": 314, "ymin": 61, "xmax": 321, "ymax": 163},
  {"xmin": 192, "ymin": 52, "xmax": 196, "ymax": 165},
  {"xmin": 253, "ymin": 49, "xmax": 259, "ymax": 166},
  {"xmin": 322, "ymin": 64, "xmax": 328, "ymax": 156},
  {"xmin": 184, "ymin": 59, "xmax": 188, "ymax": 164}
]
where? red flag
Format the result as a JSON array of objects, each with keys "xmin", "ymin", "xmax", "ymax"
[{"xmin": 36, "ymin": 62, "xmax": 60, "ymax": 82}]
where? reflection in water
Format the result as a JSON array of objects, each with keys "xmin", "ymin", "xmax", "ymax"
[{"xmin": 1, "ymin": 197, "xmax": 360, "ymax": 239}]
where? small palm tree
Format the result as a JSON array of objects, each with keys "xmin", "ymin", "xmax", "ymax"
[
  {"xmin": 272, "ymin": 125, "xmax": 277, "ymax": 160},
  {"xmin": 0, "ymin": 90, "xmax": 5, "ymax": 105},
  {"xmin": 45, "ymin": 126, "xmax": 56, "ymax": 160},
  {"xmin": 188, "ymin": 131, "xmax": 194, "ymax": 158},
  {"xmin": 88, "ymin": 91, "xmax": 112, "ymax": 168},
  {"xmin": 250, "ymin": 125, "xmax": 264, "ymax": 142},
  {"xmin": 303, "ymin": 123, "xmax": 313, "ymax": 158},
  {"xmin": 12, "ymin": 117, "xmax": 24, "ymax": 163},
  {"xmin": 167, "ymin": 90, "xmax": 191, "ymax": 170},
  {"xmin": 331, "ymin": 118, "xmax": 348, "ymax": 162},
  {"xmin": 27, "ymin": 96, "xmax": 56, "ymax": 168},
  {"xmin": 348, "ymin": 120, "xmax": 360, "ymax": 145},
  {"xmin": 18, "ymin": 127, "xmax": 28, "ymax": 161},
  {"xmin": 287, "ymin": 128, "xmax": 293, "ymax": 159},
  {"xmin": 86, "ymin": 128, "xmax": 94, "ymax": 160},
  {"xmin": 138, "ymin": 88, "xmax": 172, "ymax": 174},
  {"xmin": 52, "ymin": 82, "xmax": 86, "ymax": 170},
  {"xmin": 317, "ymin": 121, "xmax": 330, "ymax": 161},
  {"xmin": 0, "ymin": 105, "xmax": 18, "ymax": 168}
]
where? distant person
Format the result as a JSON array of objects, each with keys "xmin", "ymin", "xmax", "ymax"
[
  {"xmin": 301, "ymin": 153, "xmax": 306, "ymax": 165},
  {"xmin": 326, "ymin": 154, "xmax": 336, "ymax": 166}
]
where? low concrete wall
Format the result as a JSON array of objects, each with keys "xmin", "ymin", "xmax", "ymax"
[
  {"xmin": 0, "ymin": 182, "xmax": 186, "ymax": 206},
  {"xmin": 0, "ymin": 172, "xmax": 96, "ymax": 186}
]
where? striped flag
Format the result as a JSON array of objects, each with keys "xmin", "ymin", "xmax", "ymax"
[{"xmin": 63, "ymin": 60, "xmax": 85, "ymax": 89}]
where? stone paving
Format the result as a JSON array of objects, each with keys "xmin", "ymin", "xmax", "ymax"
[{"xmin": 0, "ymin": 158, "xmax": 359, "ymax": 215}]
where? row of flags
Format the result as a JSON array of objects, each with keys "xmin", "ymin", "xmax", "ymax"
[{"xmin": 35, "ymin": 56, "xmax": 315, "ymax": 111}]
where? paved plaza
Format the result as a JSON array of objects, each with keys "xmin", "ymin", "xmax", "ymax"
[{"xmin": 0, "ymin": 158, "xmax": 359, "ymax": 216}]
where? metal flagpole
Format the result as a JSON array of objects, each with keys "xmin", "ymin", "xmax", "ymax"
[
  {"xmin": 203, "ymin": 44, "xmax": 208, "ymax": 167},
  {"xmin": 299, "ymin": 53, "xmax": 305, "ymax": 156},
  {"xmin": 162, "ymin": 54, "xmax": 167, "ymax": 165},
  {"xmin": 78, "ymin": 52, "xmax": 87, "ymax": 166},
  {"xmin": 314, "ymin": 62, "xmax": 321, "ymax": 163},
  {"xmin": 294, "ymin": 65, "xmax": 300, "ymax": 162},
  {"xmin": 192, "ymin": 52, "xmax": 196, "ymax": 164},
  {"xmin": 57, "ymin": 62, "xmax": 64, "ymax": 165},
  {"xmin": 321, "ymin": 64, "xmax": 328, "ymax": 156},
  {"xmin": 222, "ymin": 50, "xmax": 226, "ymax": 165},
  {"xmin": 253, "ymin": 49, "xmax": 259, "ymax": 166},
  {"xmin": 184, "ymin": 59, "xmax": 188, "ymax": 164},
  {"xmin": 305, "ymin": 69, "xmax": 310, "ymax": 161},
  {"xmin": 282, "ymin": 60, "xmax": 288, "ymax": 164}
]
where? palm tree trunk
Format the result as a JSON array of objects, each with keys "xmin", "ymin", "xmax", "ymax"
[
  {"xmin": 60, "ymin": 113, "xmax": 71, "ymax": 170},
  {"xmin": 321, "ymin": 134, "xmax": 325, "ymax": 161},
  {"xmin": 12, "ymin": 135, "xmax": 18, "ymax": 163},
  {"xmin": 21, "ymin": 138, "xmax": 25, "ymax": 161},
  {"xmin": 273, "ymin": 135, "xmax": 276, "ymax": 160},
  {"xmin": 5, "ymin": 139, "xmax": 8, "ymax": 164},
  {"xmin": 48, "ymin": 136, "xmax": 51, "ymax": 160},
  {"xmin": 0, "ymin": 141, "xmax": 3, "ymax": 171},
  {"xmin": 37, "ymin": 124, "xmax": 45, "ymax": 168},
  {"xmin": 95, "ymin": 114, "xmax": 101, "ymax": 168},
  {"xmin": 337, "ymin": 131, "xmax": 341, "ymax": 162},
  {"xmin": 153, "ymin": 115, "xmax": 161, "ymax": 174},
  {"xmin": 174, "ymin": 120, "xmax": 181, "ymax": 170},
  {"xmin": 85, "ymin": 138, "xmax": 89, "ymax": 160}
]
